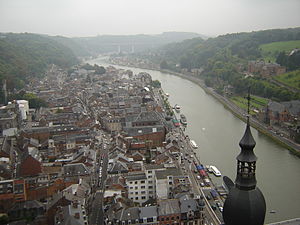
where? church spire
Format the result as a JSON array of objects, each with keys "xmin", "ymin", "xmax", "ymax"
[
  {"xmin": 222, "ymin": 89, "xmax": 266, "ymax": 225},
  {"xmin": 235, "ymin": 90, "xmax": 257, "ymax": 189}
]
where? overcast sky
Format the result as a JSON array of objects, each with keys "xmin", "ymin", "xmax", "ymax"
[{"xmin": 0, "ymin": 0, "xmax": 300, "ymax": 37}]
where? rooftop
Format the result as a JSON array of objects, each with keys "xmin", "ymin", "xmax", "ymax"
[{"xmin": 155, "ymin": 168, "xmax": 182, "ymax": 180}]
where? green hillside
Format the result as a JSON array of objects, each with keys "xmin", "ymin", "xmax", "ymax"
[
  {"xmin": 147, "ymin": 27, "xmax": 300, "ymax": 102},
  {"xmin": 260, "ymin": 40, "xmax": 300, "ymax": 62},
  {"xmin": 0, "ymin": 33, "xmax": 78, "ymax": 91},
  {"xmin": 274, "ymin": 70, "xmax": 300, "ymax": 90}
]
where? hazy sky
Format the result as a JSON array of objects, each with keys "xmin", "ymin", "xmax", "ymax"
[{"xmin": 0, "ymin": 0, "xmax": 300, "ymax": 37}]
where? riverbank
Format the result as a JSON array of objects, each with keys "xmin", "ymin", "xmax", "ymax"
[
  {"xmin": 159, "ymin": 68, "xmax": 300, "ymax": 156},
  {"xmin": 107, "ymin": 58, "xmax": 300, "ymax": 155}
]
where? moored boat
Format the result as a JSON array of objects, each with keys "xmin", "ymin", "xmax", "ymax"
[
  {"xmin": 180, "ymin": 114, "xmax": 187, "ymax": 125},
  {"xmin": 190, "ymin": 140, "xmax": 198, "ymax": 149},
  {"xmin": 210, "ymin": 165, "xmax": 221, "ymax": 177},
  {"xmin": 206, "ymin": 165, "xmax": 212, "ymax": 173},
  {"xmin": 174, "ymin": 104, "xmax": 181, "ymax": 113},
  {"xmin": 172, "ymin": 118, "xmax": 180, "ymax": 127}
]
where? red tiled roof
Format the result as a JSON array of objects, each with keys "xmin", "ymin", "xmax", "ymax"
[{"xmin": 20, "ymin": 155, "xmax": 42, "ymax": 177}]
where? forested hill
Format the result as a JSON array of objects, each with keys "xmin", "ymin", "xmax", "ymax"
[
  {"xmin": 157, "ymin": 27, "xmax": 300, "ymax": 69},
  {"xmin": 0, "ymin": 33, "xmax": 79, "ymax": 90},
  {"xmin": 73, "ymin": 32, "xmax": 202, "ymax": 54},
  {"xmin": 153, "ymin": 27, "xmax": 300, "ymax": 102}
]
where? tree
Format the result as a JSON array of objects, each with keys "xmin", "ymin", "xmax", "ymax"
[
  {"xmin": 276, "ymin": 51, "xmax": 287, "ymax": 66},
  {"xmin": 151, "ymin": 80, "xmax": 161, "ymax": 88},
  {"xmin": 94, "ymin": 64, "xmax": 106, "ymax": 75},
  {"xmin": 160, "ymin": 60, "xmax": 168, "ymax": 69}
]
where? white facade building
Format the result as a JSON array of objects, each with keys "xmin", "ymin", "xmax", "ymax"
[{"xmin": 125, "ymin": 172, "xmax": 149, "ymax": 205}]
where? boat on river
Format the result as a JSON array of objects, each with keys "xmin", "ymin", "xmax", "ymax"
[
  {"xmin": 206, "ymin": 165, "xmax": 212, "ymax": 173},
  {"xmin": 190, "ymin": 140, "xmax": 198, "ymax": 149},
  {"xmin": 172, "ymin": 118, "xmax": 180, "ymax": 127},
  {"xmin": 180, "ymin": 114, "xmax": 187, "ymax": 125},
  {"xmin": 210, "ymin": 165, "xmax": 221, "ymax": 177},
  {"xmin": 174, "ymin": 104, "xmax": 181, "ymax": 113}
]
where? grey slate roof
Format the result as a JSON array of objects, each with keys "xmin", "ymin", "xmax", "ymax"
[
  {"xmin": 179, "ymin": 198, "xmax": 199, "ymax": 213},
  {"xmin": 124, "ymin": 125, "xmax": 164, "ymax": 137},
  {"xmin": 139, "ymin": 206, "xmax": 157, "ymax": 218},
  {"xmin": 125, "ymin": 172, "xmax": 147, "ymax": 181},
  {"xmin": 115, "ymin": 207, "xmax": 140, "ymax": 221},
  {"xmin": 144, "ymin": 164, "xmax": 165, "ymax": 170},
  {"xmin": 63, "ymin": 163, "xmax": 90, "ymax": 176},
  {"xmin": 158, "ymin": 199, "xmax": 180, "ymax": 216},
  {"xmin": 282, "ymin": 100, "xmax": 300, "ymax": 116},
  {"xmin": 155, "ymin": 168, "xmax": 182, "ymax": 180},
  {"xmin": 10, "ymin": 200, "xmax": 44, "ymax": 211},
  {"xmin": 268, "ymin": 101, "xmax": 285, "ymax": 113}
]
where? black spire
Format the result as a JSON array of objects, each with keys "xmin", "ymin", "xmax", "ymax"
[
  {"xmin": 222, "ymin": 90, "xmax": 266, "ymax": 225},
  {"xmin": 236, "ymin": 91, "xmax": 257, "ymax": 189}
]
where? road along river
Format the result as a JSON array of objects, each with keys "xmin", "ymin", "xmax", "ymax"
[{"xmin": 87, "ymin": 57, "xmax": 300, "ymax": 224}]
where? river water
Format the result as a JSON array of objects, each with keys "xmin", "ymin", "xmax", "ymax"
[{"xmin": 88, "ymin": 58, "xmax": 300, "ymax": 223}]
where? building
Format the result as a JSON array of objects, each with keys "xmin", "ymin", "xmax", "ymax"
[
  {"xmin": 248, "ymin": 60, "xmax": 286, "ymax": 77},
  {"xmin": 125, "ymin": 172, "xmax": 149, "ymax": 205},
  {"xmin": 155, "ymin": 168, "xmax": 183, "ymax": 199},
  {"xmin": 157, "ymin": 199, "xmax": 181, "ymax": 225}
]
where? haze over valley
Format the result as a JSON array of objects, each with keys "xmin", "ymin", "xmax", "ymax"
[{"xmin": 0, "ymin": 1, "xmax": 300, "ymax": 225}]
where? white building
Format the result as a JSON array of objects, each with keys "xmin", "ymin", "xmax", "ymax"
[
  {"xmin": 154, "ymin": 168, "xmax": 183, "ymax": 199},
  {"xmin": 144, "ymin": 164, "xmax": 165, "ymax": 198},
  {"xmin": 125, "ymin": 172, "xmax": 149, "ymax": 205}
]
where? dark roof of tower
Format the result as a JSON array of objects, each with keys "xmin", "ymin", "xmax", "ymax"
[
  {"xmin": 237, "ymin": 122, "xmax": 257, "ymax": 162},
  {"xmin": 222, "ymin": 186, "xmax": 266, "ymax": 225}
]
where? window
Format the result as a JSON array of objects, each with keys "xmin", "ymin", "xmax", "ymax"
[
  {"xmin": 141, "ymin": 191, "xmax": 146, "ymax": 194},
  {"xmin": 135, "ymin": 197, "xmax": 139, "ymax": 200},
  {"xmin": 141, "ymin": 196, "xmax": 146, "ymax": 199},
  {"xmin": 149, "ymin": 191, "xmax": 153, "ymax": 194},
  {"xmin": 148, "ymin": 181, "xmax": 153, "ymax": 184},
  {"xmin": 135, "ymin": 192, "xmax": 138, "ymax": 195},
  {"xmin": 149, "ymin": 186, "xmax": 153, "ymax": 189},
  {"xmin": 130, "ymin": 181, "xmax": 133, "ymax": 184},
  {"xmin": 166, "ymin": 217, "xmax": 169, "ymax": 221},
  {"xmin": 130, "ymin": 187, "xmax": 133, "ymax": 189},
  {"xmin": 161, "ymin": 218, "xmax": 164, "ymax": 221},
  {"xmin": 147, "ymin": 218, "xmax": 154, "ymax": 222},
  {"xmin": 148, "ymin": 175, "xmax": 152, "ymax": 179},
  {"xmin": 130, "ymin": 192, "xmax": 133, "ymax": 194},
  {"xmin": 169, "ymin": 181, "xmax": 172, "ymax": 185},
  {"xmin": 135, "ymin": 181, "xmax": 138, "ymax": 184},
  {"xmin": 141, "ymin": 186, "xmax": 145, "ymax": 189},
  {"xmin": 141, "ymin": 180, "xmax": 145, "ymax": 184},
  {"xmin": 148, "ymin": 170, "xmax": 152, "ymax": 173}
]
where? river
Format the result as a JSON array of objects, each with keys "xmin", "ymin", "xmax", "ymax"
[{"xmin": 87, "ymin": 57, "xmax": 300, "ymax": 223}]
